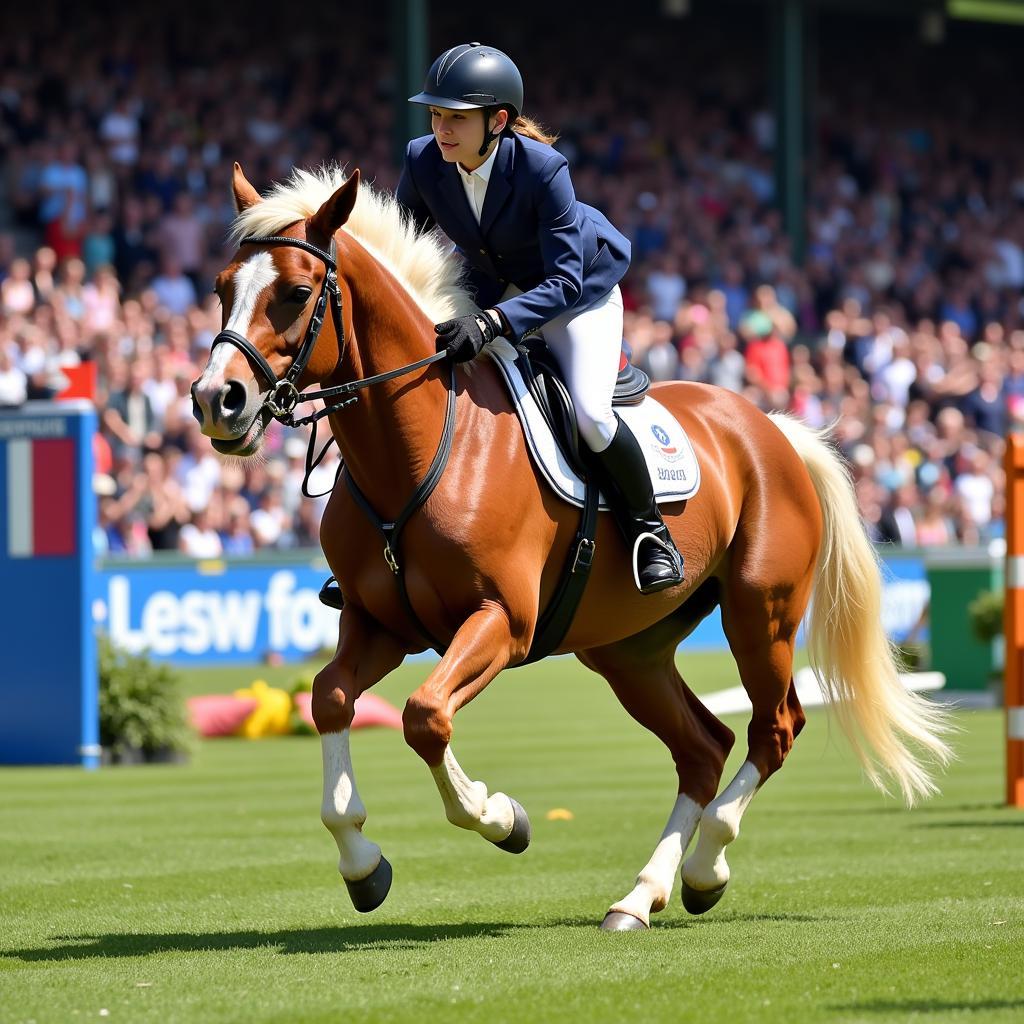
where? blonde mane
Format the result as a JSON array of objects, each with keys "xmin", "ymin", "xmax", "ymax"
[{"xmin": 228, "ymin": 166, "xmax": 476, "ymax": 323}]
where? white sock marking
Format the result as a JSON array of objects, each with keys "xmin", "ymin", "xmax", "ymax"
[
  {"xmin": 682, "ymin": 760, "xmax": 761, "ymax": 891},
  {"xmin": 320, "ymin": 730, "xmax": 382, "ymax": 881},
  {"xmin": 608, "ymin": 793, "xmax": 703, "ymax": 926},
  {"xmin": 430, "ymin": 746, "xmax": 515, "ymax": 843}
]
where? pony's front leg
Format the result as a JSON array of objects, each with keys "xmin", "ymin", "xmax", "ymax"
[
  {"xmin": 313, "ymin": 604, "xmax": 408, "ymax": 912},
  {"xmin": 430, "ymin": 745, "xmax": 530, "ymax": 850},
  {"xmin": 403, "ymin": 604, "xmax": 531, "ymax": 853}
]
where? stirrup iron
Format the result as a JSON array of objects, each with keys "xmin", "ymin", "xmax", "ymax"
[{"xmin": 631, "ymin": 531, "xmax": 684, "ymax": 594}]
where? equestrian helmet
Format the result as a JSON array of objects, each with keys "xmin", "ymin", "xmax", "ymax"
[{"xmin": 409, "ymin": 43, "xmax": 523, "ymax": 119}]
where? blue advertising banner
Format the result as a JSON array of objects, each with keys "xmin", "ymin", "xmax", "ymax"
[
  {"xmin": 95, "ymin": 559, "xmax": 341, "ymax": 664},
  {"xmin": 95, "ymin": 549, "xmax": 930, "ymax": 664}
]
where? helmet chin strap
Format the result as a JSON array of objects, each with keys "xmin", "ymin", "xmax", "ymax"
[{"xmin": 477, "ymin": 107, "xmax": 507, "ymax": 156}]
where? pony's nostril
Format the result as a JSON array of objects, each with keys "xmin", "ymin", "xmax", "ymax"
[{"xmin": 220, "ymin": 379, "xmax": 248, "ymax": 416}]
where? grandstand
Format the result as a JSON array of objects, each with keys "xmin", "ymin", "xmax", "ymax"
[{"xmin": 1, "ymin": 0, "xmax": 1022, "ymax": 552}]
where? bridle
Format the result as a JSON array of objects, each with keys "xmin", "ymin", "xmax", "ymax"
[
  {"xmin": 209, "ymin": 232, "xmax": 447, "ymax": 429},
  {"xmin": 210, "ymin": 234, "xmax": 344, "ymax": 422}
]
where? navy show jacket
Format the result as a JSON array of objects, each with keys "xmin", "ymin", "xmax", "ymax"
[{"xmin": 396, "ymin": 132, "xmax": 631, "ymax": 341}]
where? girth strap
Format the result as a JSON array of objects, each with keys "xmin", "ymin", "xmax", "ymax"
[
  {"xmin": 322, "ymin": 350, "xmax": 599, "ymax": 664},
  {"xmin": 518, "ymin": 473, "xmax": 599, "ymax": 666}
]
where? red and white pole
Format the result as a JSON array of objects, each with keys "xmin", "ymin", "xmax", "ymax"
[{"xmin": 1004, "ymin": 433, "xmax": 1024, "ymax": 807}]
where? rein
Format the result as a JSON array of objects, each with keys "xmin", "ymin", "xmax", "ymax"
[{"xmin": 207, "ymin": 231, "xmax": 454, "ymax": 649}]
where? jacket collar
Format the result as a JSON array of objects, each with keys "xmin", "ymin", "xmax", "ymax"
[
  {"xmin": 437, "ymin": 153, "xmax": 477, "ymax": 235},
  {"xmin": 478, "ymin": 134, "xmax": 514, "ymax": 235},
  {"xmin": 436, "ymin": 134, "xmax": 516, "ymax": 239},
  {"xmin": 455, "ymin": 141, "xmax": 499, "ymax": 185}
]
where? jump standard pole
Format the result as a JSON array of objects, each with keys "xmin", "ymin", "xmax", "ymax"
[{"xmin": 1003, "ymin": 432, "xmax": 1024, "ymax": 807}]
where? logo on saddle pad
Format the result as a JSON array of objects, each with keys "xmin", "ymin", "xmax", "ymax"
[{"xmin": 650, "ymin": 424, "xmax": 685, "ymax": 463}]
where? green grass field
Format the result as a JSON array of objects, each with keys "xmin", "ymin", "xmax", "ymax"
[{"xmin": 2, "ymin": 653, "xmax": 1022, "ymax": 1024}]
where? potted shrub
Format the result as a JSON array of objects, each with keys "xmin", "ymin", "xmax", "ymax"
[
  {"xmin": 289, "ymin": 674, "xmax": 317, "ymax": 736},
  {"xmin": 893, "ymin": 641, "xmax": 926, "ymax": 671},
  {"xmin": 969, "ymin": 589, "xmax": 1003, "ymax": 645},
  {"xmin": 968, "ymin": 589, "xmax": 1005, "ymax": 698},
  {"xmin": 98, "ymin": 635, "xmax": 195, "ymax": 764}
]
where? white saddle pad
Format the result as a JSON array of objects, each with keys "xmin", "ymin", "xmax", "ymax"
[{"xmin": 486, "ymin": 339, "xmax": 700, "ymax": 510}]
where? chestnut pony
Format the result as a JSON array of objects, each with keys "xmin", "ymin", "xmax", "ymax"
[{"xmin": 192, "ymin": 165, "xmax": 950, "ymax": 930}]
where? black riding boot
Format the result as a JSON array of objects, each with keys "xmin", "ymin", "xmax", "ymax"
[{"xmin": 590, "ymin": 415, "xmax": 684, "ymax": 594}]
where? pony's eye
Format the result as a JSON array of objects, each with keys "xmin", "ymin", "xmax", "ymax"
[{"xmin": 289, "ymin": 286, "xmax": 313, "ymax": 305}]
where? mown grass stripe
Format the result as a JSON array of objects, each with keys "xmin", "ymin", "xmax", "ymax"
[{"xmin": 1, "ymin": 656, "xmax": 1021, "ymax": 1024}]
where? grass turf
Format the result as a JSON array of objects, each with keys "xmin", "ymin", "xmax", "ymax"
[{"xmin": 1, "ymin": 653, "xmax": 1022, "ymax": 1024}]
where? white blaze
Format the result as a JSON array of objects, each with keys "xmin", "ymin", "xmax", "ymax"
[
  {"xmin": 226, "ymin": 251, "xmax": 278, "ymax": 334},
  {"xmin": 202, "ymin": 252, "xmax": 279, "ymax": 383}
]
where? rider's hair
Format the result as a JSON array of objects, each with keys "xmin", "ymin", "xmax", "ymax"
[{"xmin": 511, "ymin": 114, "xmax": 559, "ymax": 146}]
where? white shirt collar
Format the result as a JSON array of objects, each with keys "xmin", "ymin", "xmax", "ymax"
[{"xmin": 457, "ymin": 142, "xmax": 499, "ymax": 183}]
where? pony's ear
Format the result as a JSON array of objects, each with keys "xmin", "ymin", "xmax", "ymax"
[
  {"xmin": 310, "ymin": 169, "xmax": 360, "ymax": 239},
  {"xmin": 232, "ymin": 162, "xmax": 262, "ymax": 213}
]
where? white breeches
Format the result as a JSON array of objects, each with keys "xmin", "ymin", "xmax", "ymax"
[{"xmin": 501, "ymin": 284, "xmax": 623, "ymax": 453}]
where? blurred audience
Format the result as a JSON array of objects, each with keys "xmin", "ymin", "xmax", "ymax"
[{"xmin": 0, "ymin": 2, "xmax": 1019, "ymax": 553}]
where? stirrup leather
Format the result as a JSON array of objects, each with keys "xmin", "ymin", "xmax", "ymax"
[{"xmin": 630, "ymin": 531, "xmax": 683, "ymax": 593}]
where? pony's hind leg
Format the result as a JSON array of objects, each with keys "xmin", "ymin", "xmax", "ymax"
[
  {"xmin": 578, "ymin": 605, "xmax": 735, "ymax": 930},
  {"xmin": 681, "ymin": 554, "xmax": 813, "ymax": 913}
]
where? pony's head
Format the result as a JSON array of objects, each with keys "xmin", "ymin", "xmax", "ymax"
[
  {"xmin": 191, "ymin": 162, "xmax": 359, "ymax": 456},
  {"xmin": 193, "ymin": 162, "xmax": 474, "ymax": 456}
]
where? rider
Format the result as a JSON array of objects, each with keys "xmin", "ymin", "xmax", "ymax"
[{"xmin": 397, "ymin": 42, "xmax": 683, "ymax": 595}]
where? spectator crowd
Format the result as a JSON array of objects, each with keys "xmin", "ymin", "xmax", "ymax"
[{"xmin": 1, "ymin": 2, "xmax": 1020, "ymax": 555}]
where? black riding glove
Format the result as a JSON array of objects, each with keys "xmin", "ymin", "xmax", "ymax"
[{"xmin": 434, "ymin": 312, "xmax": 499, "ymax": 363}]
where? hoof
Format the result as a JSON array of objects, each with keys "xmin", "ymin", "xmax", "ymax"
[
  {"xmin": 681, "ymin": 879, "xmax": 727, "ymax": 915},
  {"xmin": 344, "ymin": 855, "xmax": 393, "ymax": 913},
  {"xmin": 600, "ymin": 911, "xmax": 649, "ymax": 931},
  {"xmin": 492, "ymin": 798, "xmax": 531, "ymax": 854}
]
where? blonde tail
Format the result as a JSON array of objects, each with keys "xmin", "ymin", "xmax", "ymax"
[{"xmin": 768, "ymin": 413, "xmax": 954, "ymax": 805}]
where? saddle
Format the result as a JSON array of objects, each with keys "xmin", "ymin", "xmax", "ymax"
[{"xmin": 513, "ymin": 339, "xmax": 650, "ymax": 481}]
